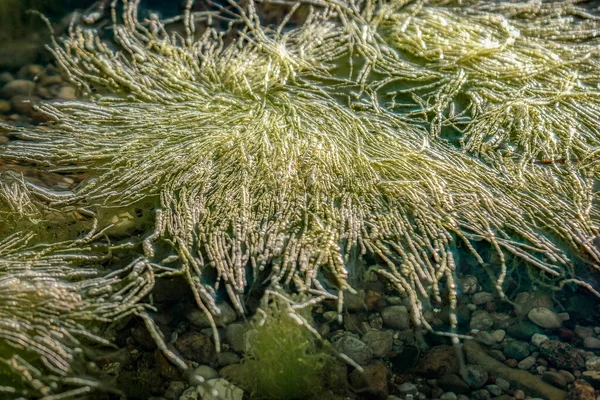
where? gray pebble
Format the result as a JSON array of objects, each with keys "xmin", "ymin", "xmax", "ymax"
[
  {"xmin": 584, "ymin": 337, "xmax": 600, "ymax": 349},
  {"xmin": 440, "ymin": 392, "xmax": 457, "ymax": 400},
  {"xmin": 472, "ymin": 292, "xmax": 494, "ymax": 305},
  {"xmin": 463, "ymin": 365, "xmax": 488, "ymax": 389},
  {"xmin": 470, "ymin": 310, "xmax": 494, "ymax": 331},
  {"xmin": 517, "ymin": 356, "xmax": 536, "ymax": 370},
  {"xmin": 362, "ymin": 330, "xmax": 394, "ymax": 358},
  {"xmin": 398, "ymin": 382, "xmax": 418, "ymax": 395},
  {"xmin": 332, "ymin": 335, "xmax": 373, "ymax": 365},
  {"xmin": 528, "ymin": 307, "xmax": 562, "ymax": 329},
  {"xmin": 503, "ymin": 340, "xmax": 530, "ymax": 361},
  {"xmin": 531, "ymin": 333, "xmax": 549, "ymax": 347},
  {"xmin": 381, "ymin": 305, "xmax": 411, "ymax": 330},
  {"xmin": 495, "ymin": 377, "xmax": 510, "ymax": 391},
  {"xmin": 485, "ymin": 384, "xmax": 502, "ymax": 396}
]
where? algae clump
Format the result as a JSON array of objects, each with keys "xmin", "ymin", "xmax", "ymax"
[{"xmin": 223, "ymin": 296, "xmax": 342, "ymax": 400}]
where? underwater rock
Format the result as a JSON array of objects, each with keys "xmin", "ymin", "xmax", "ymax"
[
  {"xmin": 349, "ymin": 362, "xmax": 389, "ymax": 399},
  {"xmin": 462, "ymin": 364, "xmax": 489, "ymax": 389},
  {"xmin": 381, "ymin": 305, "xmax": 411, "ymax": 330},
  {"xmin": 528, "ymin": 307, "xmax": 563, "ymax": 329},
  {"xmin": 503, "ymin": 340, "xmax": 530, "ymax": 361},
  {"xmin": 332, "ymin": 335, "xmax": 373, "ymax": 366},
  {"xmin": 470, "ymin": 310, "xmax": 494, "ymax": 331},
  {"xmin": 362, "ymin": 329, "xmax": 394, "ymax": 358},
  {"xmin": 539, "ymin": 340, "xmax": 586, "ymax": 371},
  {"xmin": 415, "ymin": 345, "xmax": 460, "ymax": 378},
  {"xmin": 582, "ymin": 336, "xmax": 600, "ymax": 349},
  {"xmin": 464, "ymin": 340, "xmax": 567, "ymax": 400},
  {"xmin": 437, "ymin": 374, "xmax": 471, "ymax": 395}
]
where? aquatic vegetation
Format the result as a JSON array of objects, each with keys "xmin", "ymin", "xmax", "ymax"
[
  {"xmin": 0, "ymin": 0, "xmax": 599, "ymax": 398},
  {"xmin": 307, "ymin": 0, "xmax": 600, "ymax": 170},
  {"xmin": 0, "ymin": 231, "xmax": 154, "ymax": 398},
  {"xmin": 223, "ymin": 294, "xmax": 340, "ymax": 399}
]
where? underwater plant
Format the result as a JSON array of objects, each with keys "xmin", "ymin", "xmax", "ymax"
[
  {"xmin": 298, "ymin": 0, "xmax": 600, "ymax": 171},
  {"xmin": 0, "ymin": 0, "xmax": 599, "ymax": 398},
  {"xmin": 222, "ymin": 293, "xmax": 340, "ymax": 400}
]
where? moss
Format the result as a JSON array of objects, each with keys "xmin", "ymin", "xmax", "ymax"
[{"xmin": 223, "ymin": 298, "xmax": 342, "ymax": 400}]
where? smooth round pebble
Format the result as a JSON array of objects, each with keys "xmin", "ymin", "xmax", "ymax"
[{"xmin": 528, "ymin": 307, "xmax": 562, "ymax": 329}]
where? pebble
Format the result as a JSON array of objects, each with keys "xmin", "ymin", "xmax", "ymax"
[
  {"xmin": 0, "ymin": 72, "xmax": 14, "ymax": 84},
  {"xmin": 437, "ymin": 374, "xmax": 471, "ymax": 394},
  {"xmin": 332, "ymin": 335, "xmax": 373, "ymax": 365},
  {"xmin": 583, "ymin": 337, "xmax": 600, "ymax": 349},
  {"xmin": 531, "ymin": 333, "xmax": 549, "ymax": 347},
  {"xmin": 559, "ymin": 370, "xmax": 575, "ymax": 383},
  {"xmin": 186, "ymin": 302, "xmax": 237, "ymax": 328},
  {"xmin": 165, "ymin": 381, "xmax": 186, "ymax": 400},
  {"xmin": 216, "ymin": 352, "xmax": 240, "ymax": 367},
  {"xmin": 0, "ymin": 99, "xmax": 10, "ymax": 113},
  {"xmin": 495, "ymin": 377, "xmax": 510, "ymax": 391},
  {"xmin": 472, "ymin": 292, "xmax": 494, "ymax": 305},
  {"xmin": 514, "ymin": 389, "xmax": 525, "ymax": 399},
  {"xmin": 575, "ymin": 325, "xmax": 595, "ymax": 339},
  {"xmin": 398, "ymin": 382, "xmax": 418, "ymax": 395},
  {"xmin": 517, "ymin": 356, "xmax": 536, "ymax": 370},
  {"xmin": 193, "ymin": 365, "xmax": 219, "ymax": 380},
  {"xmin": 180, "ymin": 378, "xmax": 243, "ymax": 400},
  {"xmin": 0, "ymin": 79, "xmax": 35, "ymax": 98},
  {"xmin": 503, "ymin": 340, "xmax": 530, "ymax": 361},
  {"xmin": 350, "ymin": 362, "xmax": 388, "ymax": 398},
  {"xmin": 527, "ymin": 307, "xmax": 562, "ymax": 329},
  {"xmin": 225, "ymin": 323, "xmax": 248, "ymax": 353},
  {"xmin": 470, "ymin": 310, "xmax": 494, "ymax": 331},
  {"xmin": 17, "ymin": 64, "xmax": 44, "ymax": 81},
  {"xmin": 459, "ymin": 275, "xmax": 478, "ymax": 294},
  {"xmin": 492, "ymin": 329, "xmax": 506, "ymax": 342},
  {"xmin": 362, "ymin": 330, "xmax": 394, "ymax": 358},
  {"xmin": 488, "ymin": 349, "xmax": 506, "ymax": 362},
  {"xmin": 539, "ymin": 340, "xmax": 585, "ymax": 370},
  {"xmin": 536, "ymin": 365, "xmax": 547, "ymax": 375},
  {"xmin": 582, "ymin": 371, "xmax": 600, "ymax": 389},
  {"xmin": 57, "ymin": 86, "xmax": 77, "ymax": 100},
  {"xmin": 463, "ymin": 365, "xmax": 488, "ymax": 389},
  {"xmin": 470, "ymin": 389, "xmax": 491, "ymax": 400},
  {"xmin": 175, "ymin": 332, "xmax": 216, "ymax": 364},
  {"xmin": 507, "ymin": 321, "xmax": 544, "ymax": 340},
  {"xmin": 10, "ymin": 95, "xmax": 39, "ymax": 116},
  {"xmin": 381, "ymin": 305, "xmax": 411, "ymax": 330},
  {"xmin": 39, "ymin": 74, "xmax": 64, "ymax": 87},
  {"xmin": 485, "ymin": 384, "xmax": 502, "ymax": 396},
  {"xmin": 542, "ymin": 371, "xmax": 567, "ymax": 388},
  {"xmin": 586, "ymin": 356, "xmax": 600, "ymax": 371},
  {"xmin": 475, "ymin": 331, "xmax": 496, "ymax": 346},
  {"xmin": 440, "ymin": 392, "xmax": 457, "ymax": 400}
]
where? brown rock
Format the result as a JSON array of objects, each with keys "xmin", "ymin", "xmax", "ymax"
[
  {"xmin": 0, "ymin": 99, "xmax": 10, "ymax": 114},
  {"xmin": 154, "ymin": 349, "xmax": 183, "ymax": 381},
  {"xmin": 542, "ymin": 371, "xmax": 567, "ymax": 389},
  {"xmin": 414, "ymin": 345, "xmax": 460, "ymax": 378},
  {"xmin": 349, "ymin": 362, "xmax": 389, "ymax": 399},
  {"xmin": 539, "ymin": 340, "xmax": 586, "ymax": 371},
  {"xmin": 567, "ymin": 379, "xmax": 595, "ymax": 400},
  {"xmin": 1, "ymin": 80, "xmax": 35, "ymax": 99},
  {"xmin": 17, "ymin": 64, "xmax": 44, "ymax": 81},
  {"xmin": 10, "ymin": 95, "xmax": 40, "ymax": 116},
  {"xmin": 365, "ymin": 289, "xmax": 386, "ymax": 311},
  {"xmin": 174, "ymin": 332, "xmax": 216, "ymax": 364}
]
